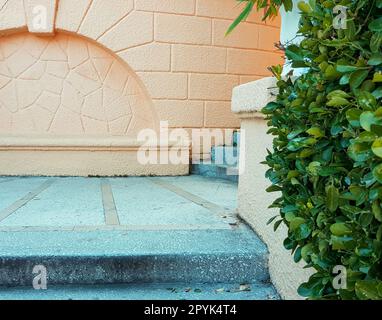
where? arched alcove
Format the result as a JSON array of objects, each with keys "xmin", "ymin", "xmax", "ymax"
[
  {"xmin": 0, "ymin": 31, "xmax": 187, "ymax": 176},
  {"xmin": 0, "ymin": 32, "xmax": 158, "ymax": 137}
]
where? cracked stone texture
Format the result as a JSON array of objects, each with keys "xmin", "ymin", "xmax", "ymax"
[
  {"xmin": 0, "ymin": 0, "xmax": 282, "ymax": 130},
  {"xmin": 0, "ymin": 32, "xmax": 155, "ymax": 136}
]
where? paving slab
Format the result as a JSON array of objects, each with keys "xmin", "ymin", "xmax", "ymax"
[
  {"xmin": 0, "ymin": 177, "xmax": 49, "ymax": 211},
  {"xmin": 0, "ymin": 178, "xmax": 104, "ymax": 227},
  {"xmin": 0, "ymin": 176, "xmax": 237, "ymax": 229},
  {"xmin": 157, "ymin": 176, "xmax": 238, "ymax": 211},
  {"xmin": 110, "ymin": 177, "xmax": 227, "ymax": 227}
]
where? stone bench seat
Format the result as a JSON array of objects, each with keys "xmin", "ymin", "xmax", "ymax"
[{"xmin": 0, "ymin": 135, "xmax": 190, "ymax": 176}]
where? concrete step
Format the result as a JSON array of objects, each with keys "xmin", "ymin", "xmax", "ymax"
[
  {"xmin": 0, "ymin": 228, "xmax": 268, "ymax": 287},
  {"xmin": 191, "ymin": 163, "xmax": 239, "ymax": 183},
  {"xmin": 0, "ymin": 282, "xmax": 279, "ymax": 300},
  {"xmin": 211, "ymin": 146, "xmax": 239, "ymax": 166}
]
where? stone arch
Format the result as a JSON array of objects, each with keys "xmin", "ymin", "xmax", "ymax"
[
  {"xmin": 0, "ymin": 31, "xmax": 157, "ymax": 137},
  {"xmin": 0, "ymin": 0, "xmax": 158, "ymax": 138},
  {"xmin": 0, "ymin": 0, "xmax": 189, "ymax": 176}
]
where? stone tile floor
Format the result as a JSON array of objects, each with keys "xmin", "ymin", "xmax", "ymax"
[
  {"xmin": 0, "ymin": 175, "xmax": 238, "ymax": 231},
  {"xmin": 0, "ymin": 175, "xmax": 278, "ymax": 300}
]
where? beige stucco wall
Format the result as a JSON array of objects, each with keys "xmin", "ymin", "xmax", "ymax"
[
  {"xmin": 232, "ymin": 78, "xmax": 313, "ymax": 300},
  {"xmin": 0, "ymin": 0, "xmax": 282, "ymax": 133}
]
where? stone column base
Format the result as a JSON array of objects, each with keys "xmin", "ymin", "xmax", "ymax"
[{"xmin": 232, "ymin": 77, "xmax": 312, "ymax": 300}]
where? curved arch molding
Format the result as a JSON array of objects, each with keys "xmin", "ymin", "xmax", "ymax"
[
  {"xmin": 0, "ymin": 32, "xmax": 156, "ymax": 137},
  {"xmin": 0, "ymin": 0, "xmax": 188, "ymax": 176}
]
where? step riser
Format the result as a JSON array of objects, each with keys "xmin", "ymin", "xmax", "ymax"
[
  {"xmin": 0, "ymin": 254, "xmax": 269, "ymax": 287},
  {"xmin": 191, "ymin": 164, "xmax": 238, "ymax": 182}
]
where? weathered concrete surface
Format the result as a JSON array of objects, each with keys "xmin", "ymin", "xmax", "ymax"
[{"xmin": 0, "ymin": 176, "xmax": 277, "ymax": 299}]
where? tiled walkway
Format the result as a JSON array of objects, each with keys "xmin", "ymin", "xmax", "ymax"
[
  {"xmin": 0, "ymin": 176, "xmax": 238, "ymax": 231},
  {"xmin": 0, "ymin": 176, "xmax": 278, "ymax": 300}
]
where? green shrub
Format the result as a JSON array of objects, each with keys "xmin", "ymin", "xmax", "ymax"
[{"xmin": 263, "ymin": 0, "xmax": 382, "ymax": 299}]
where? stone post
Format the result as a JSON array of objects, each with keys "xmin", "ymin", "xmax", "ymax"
[{"xmin": 231, "ymin": 77, "xmax": 312, "ymax": 300}]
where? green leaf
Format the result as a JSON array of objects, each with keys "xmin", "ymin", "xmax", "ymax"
[
  {"xmin": 285, "ymin": 44, "xmax": 304, "ymax": 62},
  {"xmin": 330, "ymin": 223, "xmax": 351, "ymax": 236},
  {"xmin": 346, "ymin": 108, "xmax": 362, "ymax": 127},
  {"xmin": 359, "ymin": 131, "xmax": 379, "ymax": 143},
  {"xmin": 326, "ymin": 97, "xmax": 350, "ymax": 107},
  {"xmin": 295, "ymin": 223, "xmax": 312, "ymax": 240},
  {"xmin": 327, "ymin": 89, "xmax": 350, "ymax": 99},
  {"xmin": 350, "ymin": 186, "xmax": 368, "ymax": 205},
  {"xmin": 324, "ymin": 65, "xmax": 341, "ymax": 80},
  {"xmin": 331, "ymin": 235, "xmax": 355, "ymax": 250},
  {"xmin": 336, "ymin": 65, "xmax": 362, "ymax": 73},
  {"xmin": 373, "ymin": 163, "xmax": 382, "ymax": 183},
  {"xmin": 283, "ymin": 0, "xmax": 294, "ymax": 12},
  {"xmin": 318, "ymin": 166, "xmax": 342, "ymax": 176},
  {"xmin": 273, "ymin": 219, "xmax": 283, "ymax": 231},
  {"xmin": 293, "ymin": 246, "xmax": 302, "ymax": 262},
  {"xmin": 359, "ymin": 212, "xmax": 373, "ymax": 227},
  {"xmin": 262, "ymin": 101, "xmax": 279, "ymax": 114},
  {"xmin": 327, "ymin": 186, "xmax": 339, "ymax": 212},
  {"xmin": 289, "ymin": 217, "xmax": 306, "ymax": 231},
  {"xmin": 226, "ymin": 1, "xmax": 254, "ymax": 35},
  {"xmin": 370, "ymin": 32, "xmax": 382, "ymax": 53},
  {"xmin": 298, "ymin": 276, "xmax": 324, "ymax": 298},
  {"xmin": 306, "ymin": 127, "xmax": 324, "ymax": 138},
  {"xmin": 372, "ymin": 86, "xmax": 382, "ymax": 99},
  {"xmin": 357, "ymin": 91, "xmax": 377, "ymax": 110},
  {"xmin": 348, "ymin": 141, "xmax": 372, "ymax": 162},
  {"xmin": 344, "ymin": 19, "xmax": 356, "ymax": 40},
  {"xmin": 372, "ymin": 72, "xmax": 382, "ymax": 82},
  {"xmin": 369, "ymin": 18, "xmax": 382, "ymax": 32},
  {"xmin": 368, "ymin": 53, "xmax": 382, "ymax": 66},
  {"xmin": 355, "ymin": 281, "xmax": 381, "ymax": 300},
  {"xmin": 301, "ymin": 243, "xmax": 313, "ymax": 261},
  {"xmin": 297, "ymin": 1, "xmax": 312, "ymax": 13},
  {"xmin": 266, "ymin": 185, "xmax": 283, "ymax": 192},
  {"xmin": 372, "ymin": 200, "xmax": 382, "ymax": 222},
  {"xmin": 372, "ymin": 138, "xmax": 382, "ymax": 157},
  {"xmin": 360, "ymin": 111, "xmax": 380, "ymax": 131},
  {"xmin": 377, "ymin": 225, "xmax": 382, "ymax": 241},
  {"xmin": 340, "ymin": 73, "xmax": 351, "ymax": 85},
  {"xmin": 267, "ymin": 215, "xmax": 279, "ymax": 225},
  {"xmin": 350, "ymin": 70, "xmax": 369, "ymax": 89}
]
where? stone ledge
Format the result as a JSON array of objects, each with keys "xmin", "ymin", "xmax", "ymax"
[
  {"xmin": 0, "ymin": 135, "xmax": 190, "ymax": 150},
  {"xmin": 0, "ymin": 135, "xmax": 190, "ymax": 176},
  {"xmin": 231, "ymin": 77, "xmax": 277, "ymax": 117}
]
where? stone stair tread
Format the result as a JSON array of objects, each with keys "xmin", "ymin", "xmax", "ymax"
[
  {"xmin": 0, "ymin": 229, "xmax": 266, "ymax": 256},
  {"xmin": 0, "ymin": 282, "xmax": 279, "ymax": 300},
  {"xmin": 0, "ymin": 228, "xmax": 269, "ymax": 286}
]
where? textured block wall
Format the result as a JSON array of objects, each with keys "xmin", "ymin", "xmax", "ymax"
[{"xmin": 0, "ymin": 0, "xmax": 283, "ymax": 133}]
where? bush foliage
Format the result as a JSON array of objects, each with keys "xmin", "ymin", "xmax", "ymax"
[{"xmin": 262, "ymin": 0, "xmax": 382, "ymax": 299}]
